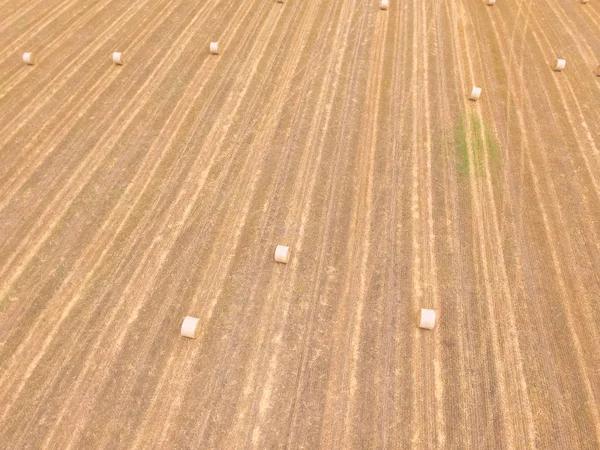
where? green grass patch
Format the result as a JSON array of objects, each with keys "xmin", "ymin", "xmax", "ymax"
[{"xmin": 454, "ymin": 113, "xmax": 501, "ymax": 178}]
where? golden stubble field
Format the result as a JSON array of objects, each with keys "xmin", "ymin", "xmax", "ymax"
[{"xmin": 1, "ymin": 0, "xmax": 600, "ymax": 448}]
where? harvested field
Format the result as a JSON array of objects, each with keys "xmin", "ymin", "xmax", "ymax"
[{"xmin": 1, "ymin": 0, "xmax": 600, "ymax": 447}]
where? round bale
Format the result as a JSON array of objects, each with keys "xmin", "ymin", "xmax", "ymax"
[
  {"xmin": 181, "ymin": 316, "xmax": 200, "ymax": 338},
  {"xmin": 419, "ymin": 309, "xmax": 436, "ymax": 330},
  {"xmin": 274, "ymin": 245, "xmax": 290, "ymax": 264}
]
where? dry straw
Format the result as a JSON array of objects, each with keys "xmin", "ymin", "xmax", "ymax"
[
  {"xmin": 419, "ymin": 309, "xmax": 436, "ymax": 330},
  {"xmin": 274, "ymin": 245, "xmax": 290, "ymax": 264},
  {"xmin": 112, "ymin": 52, "xmax": 124, "ymax": 65},
  {"xmin": 22, "ymin": 52, "xmax": 35, "ymax": 65},
  {"xmin": 552, "ymin": 59, "xmax": 566, "ymax": 71},
  {"xmin": 181, "ymin": 316, "xmax": 200, "ymax": 338},
  {"xmin": 469, "ymin": 86, "xmax": 482, "ymax": 101}
]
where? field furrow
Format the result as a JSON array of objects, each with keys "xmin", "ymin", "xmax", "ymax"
[{"xmin": 1, "ymin": 0, "xmax": 599, "ymax": 448}]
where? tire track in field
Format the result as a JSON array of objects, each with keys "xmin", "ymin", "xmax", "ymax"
[
  {"xmin": 4, "ymin": 0, "xmax": 276, "ymax": 441},
  {"xmin": 466, "ymin": 0, "xmax": 600, "ymax": 445},
  {"xmin": 0, "ymin": 0, "xmax": 111, "ymax": 70},
  {"xmin": 422, "ymin": 2, "xmax": 445, "ymax": 447},
  {"xmin": 202, "ymin": 4, "xmax": 351, "ymax": 444},
  {"xmin": 0, "ymin": 0, "xmax": 180, "ymax": 190},
  {"xmin": 283, "ymin": 1, "xmax": 374, "ymax": 447},
  {"xmin": 248, "ymin": 1, "xmax": 383, "ymax": 447},
  {"xmin": 459, "ymin": 1, "xmax": 537, "ymax": 447},
  {"xmin": 409, "ymin": 2, "xmax": 444, "ymax": 446},
  {"xmin": 435, "ymin": 1, "xmax": 474, "ymax": 446},
  {"xmin": 385, "ymin": 0, "xmax": 419, "ymax": 445},
  {"xmin": 513, "ymin": 80, "xmax": 600, "ymax": 445},
  {"xmin": 1, "ymin": 0, "xmax": 600, "ymax": 447},
  {"xmin": 497, "ymin": 2, "xmax": 600, "ymax": 440},
  {"xmin": 1, "ymin": 0, "xmax": 255, "ymax": 443},
  {"xmin": 476, "ymin": 1, "xmax": 555, "ymax": 447},
  {"xmin": 129, "ymin": 0, "xmax": 329, "ymax": 442},
  {"xmin": 0, "ymin": 0, "xmax": 241, "ymax": 354},
  {"xmin": 55, "ymin": 4, "xmax": 295, "ymax": 447},
  {"xmin": 0, "ymin": 0, "xmax": 258, "ymax": 420},
  {"xmin": 0, "ymin": 0, "xmax": 204, "ymax": 149},
  {"xmin": 0, "ymin": 0, "xmax": 216, "ymax": 362},
  {"xmin": 496, "ymin": 0, "xmax": 532, "ymax": 213},
  {"xmin": 0, "ymin": 0, "xmax": 189, "ymax": 186},
  {"xmin": 514, "ymin": 0, "xmax": 600, "ymax": 307},
  {"xmin": 522, "ymin": 100, "xmax": 600, "ymax": 446},
  {"xmin": 503, "ymin": 0, "xmax": 600, "ymax": 375},
  {"xmin": 530, "ymin": 2, "xmax": 600, "ymax": 203},
  {"xmin": 193, "ymin": 0, "xmax": 341, "ymax": 445},
  {"xmin": 377, "ymin": 0, "xmax": 410, "ymax": 445},
  {"xmin": 338, "ymin": 3, "xmax": 386, "ymax": 447},
  {"xmin": 461, "ymin": 2, "xmax": 536, "ymax": 446},
  {"xmin": 121, "ymin": 0, "xmax": 333, "ymax": 444},
  {"xmin": 474, "ymin": 0, "xmax": 600, "ymax": 445},
  {"xmin": 0, "ymin": 0, "xmax": 91, "ymax": 40},
  {"xmin": 168, "ymin": 1, "xmax": 362, "ymax": 446},
  {"xmin": 446, "ymin": 0, "xmax": 516, "ymax": 447},
  {"xmin": 0, "ymin": 0, "xmax": 74, "ymax": 34},
  {"xmin": 0, "ymin": 0, "xmax": 234, "ymax": 302},
  {"xmin": 546, "ymin": 0, "xmax": 600, "ymax": 60},
  {"xmin": 0, "ymin": 0, "xmax": 142, "ymax": 98},
  {"xmin": 409, "ymin": 0, "xmax": 426, "ymax": 445},
  {"xmin": 578, "ymin": 3, "xmax": 600, "ymax": 39}
]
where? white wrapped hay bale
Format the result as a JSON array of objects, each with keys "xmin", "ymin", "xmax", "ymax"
[
  {"xmin": 274, "ymin": 245, "xmax": 290, "ymax": 264},
  {"xmin": 112, "ymin": 52, "xmax": 124, "ymax": 65},
  {"xmin": 469, "ymin": 86, "xmax": 482, "ymax": 101},
  {"xmin": 181, "ymin": 316, "xmax": 200, "ymax": 338},
  {"xmin": 487, "ymin": 0, "xmax": 496, "ymax": 5},
  {"xmin": 210, "ymin": 42, "xmax": 219, "ymax": 55},
  {"xmin": 380, "ymin": 0, "xmax": 389, "ymax": 10},
  {"xmin": 419, "ymin": 308, "xmax": 436, "ymax": 330},
  {"xmin": 22, "ymin": 52, "xmax": 35, "ymax": 65},
  {"xmin": 552, "ymin": 59, "xmax": 566, "ymax": 71}
]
